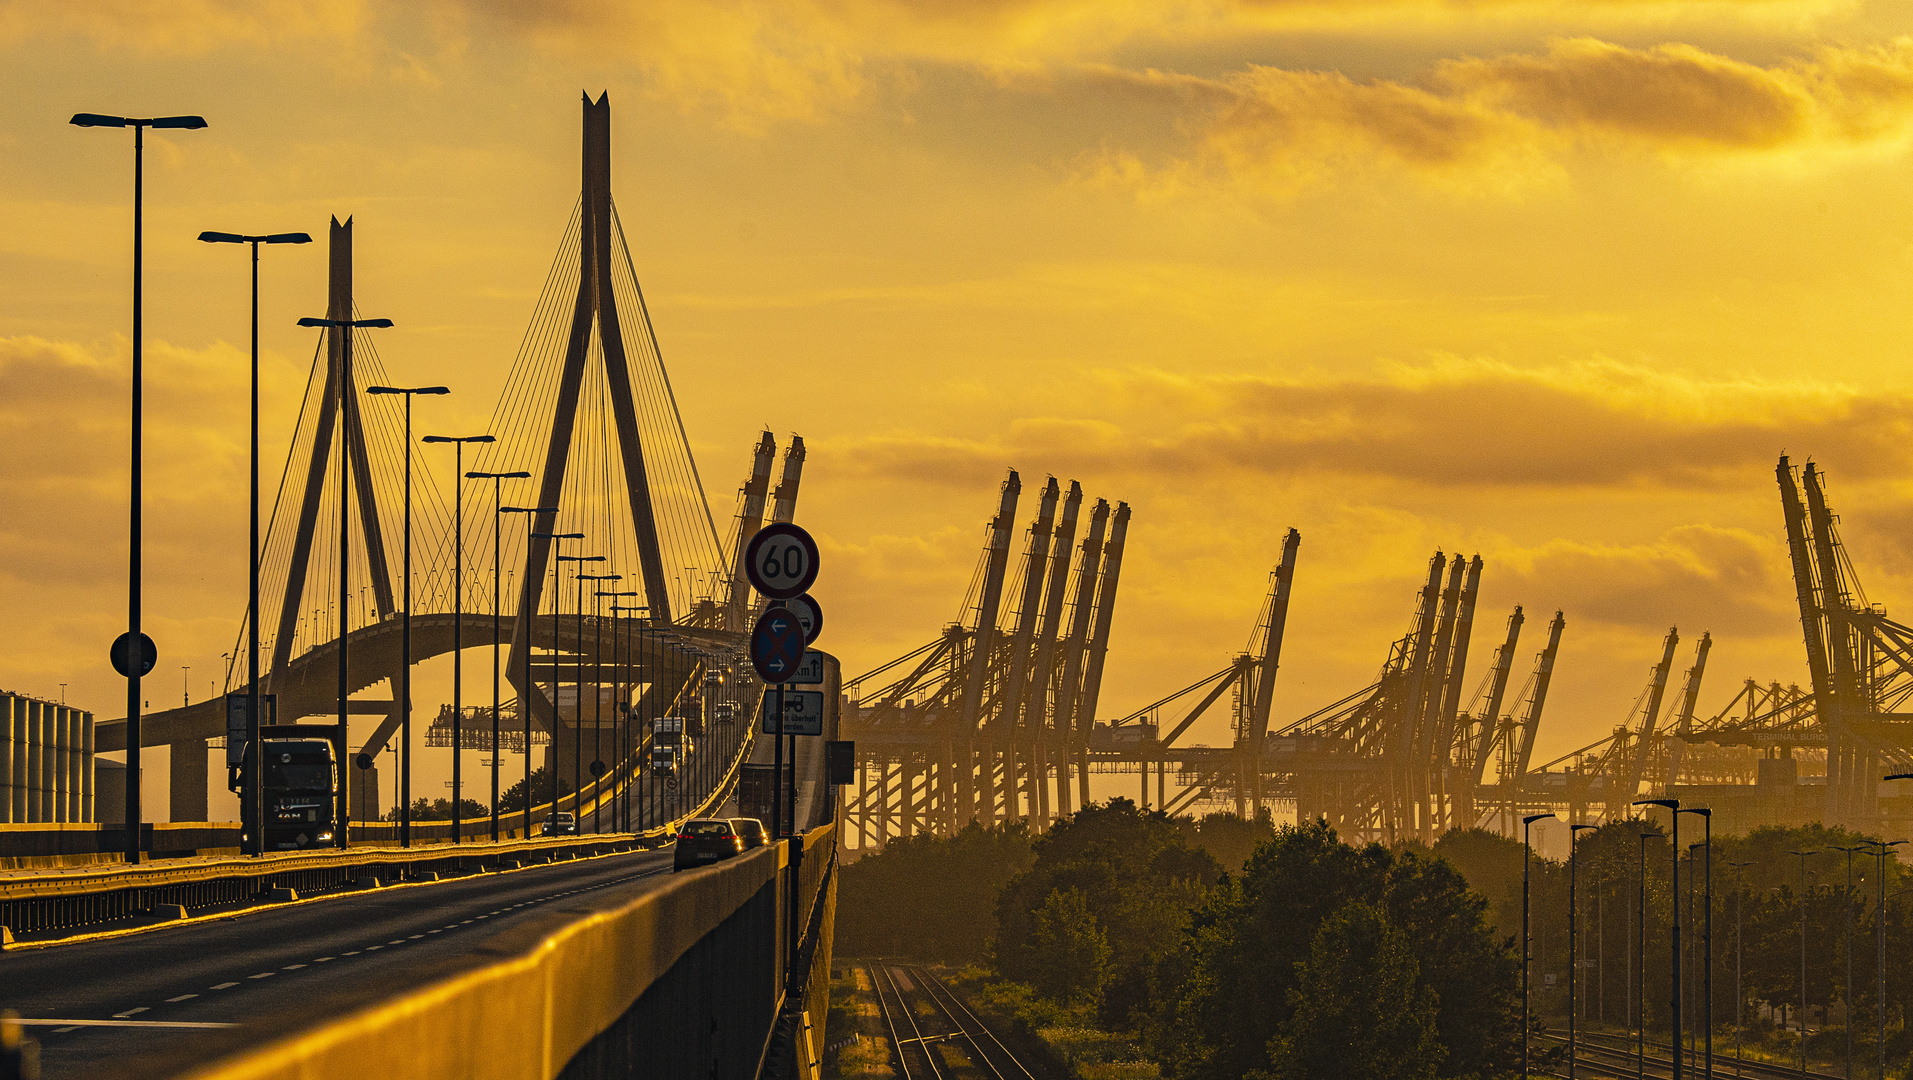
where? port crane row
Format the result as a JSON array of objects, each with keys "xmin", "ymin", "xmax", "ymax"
[{"xmin": 836, "ymin": 455, "xmax": 1913, "ymax": 851}]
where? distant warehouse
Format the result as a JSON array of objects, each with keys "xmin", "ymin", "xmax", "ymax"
[{"xmin": 1, "ymin": 690, "xmax": 95, "ymax": 823}]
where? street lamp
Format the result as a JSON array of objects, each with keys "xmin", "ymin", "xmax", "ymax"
[
  {"xmin": 532, "ymin": 532, "xmax": 585, "ymax": 825},
  {"xmin": 1726, "ymin": 860, "xmax": 1752, "ymax": 1078},
  {"xmin": 577, "ymin": 572, "xmax": 622, "ymax": 833},
  {"xmin": 1639, "ymin": 823, "xmax": 1656, "ymax": 1080},
  {"xmin": 1523, "ymin": 811, "xmax": 1554, "ymax": 1078},
  {"xmin": 365, "ymin": 384, "xmax": 449, "ymax": 848},
  {"xmin": 1677, "ymin": 807, "xmax": 1712, "ymax": 1080},
  {"xmin": 1786, "ymin": 849, "xmax": 1819, "ymax": 1077},
  {"xmin": 508, "ymin": 512, "xmax": 563, "ymax": 834},
  {"xmin": 423, "ymin": 433, "xmax": 494, "ymax": 844},
  {"xmin": 557, "ymin": 555, "xmax": 606, "ymax": 819},
  {"xmin": 299, "ymin": 315, "xmax": 394, "ymax": 847},
  {"xmin": 609, "ymin": 601, "xmax": 646, "ymax": 832},
  {"xmin": 74, "ymin": 110, "xmax": 208, "ymax": 863},
  {"xmin": 1569, "ymin": 822, "xmax": 1596, "ymax": 1079},
  {"xmin": 1637, "ymin": 798, "xmax": 1683, "ymax": 1080},
  {"xmin": 1863, "ymin": 828, "xmax": 1908, "ymax": 1080},
  {"xmin": 1830, "ymin": 844, "xmax": 1867, "ymax": 1080},
  {"xmin": 472, "ymin": 480, "xmax": 536, "ymax": 842},
  {"xmin": 198, "ymin": 228, "xmax": 311, "ymax": 857}
]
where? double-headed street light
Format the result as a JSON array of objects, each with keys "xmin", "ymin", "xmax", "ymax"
[
  {"xmin": 608, "ymin": 601, "xmax": 647, "ymax": 832},
  {"xmin": 1676, "ymin": 807, "xmax": 1712, "ymax": 1080},
  {"xmin": 423, "ymin": 434, "xmax": 494, "ymax": 844},
  {"xmin": 74, "ymin": 111, "xmax": 208, "ymax": 863},
  {"xmin": 199, "ymin": 229, "xmax": 311, "ymax": 857},
  {"xmin": 298, "ymin": 315, "xmax": 394, "ymax": 846},
  {"xmin": 1636, "ymin": 798, "xmax": 1684, "ymax": 1080},
  {"xmin": 1523, "ymin": 811, "xmax": 1554, "ymax": 1079},
  {"xmin": 365, "ymin": 384, "xmax": 449, "ymax": 848},
  {"xmin": 531, "ymin": 532, "xmax": 586, "ymax": 825},
  {"xmin": 473, "ymin": 482, "xmax": 536, "ymax": 841}
]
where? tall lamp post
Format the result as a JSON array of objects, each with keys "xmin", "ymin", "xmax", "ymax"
[
  {"xmin": 298, "ymin": 315, "xmax": 393, "ymax": 848},
  {"xmin": 73, "ymin": 110, "xmax": 208, "ymax": 863},
  {"xmin": 556, "ymin": 555, "xmax": 606, "ymax": 820},
  {"xmin": 505, "ymin": 512, "xmax": 561, "ymax": 834},
  {"xmin": 610, "ymin": 602, "xmax": 647, "ymax": 832},
  {"xmin": 531, "ymin": 532, "xmax": 586, "ymax": 824},
  {"xmin": 423, "ymin": 433, "xmax": 494, "ymax": 843},
  {"xmin": 1864, "ymin": 794, "xmax": 1909, "ymax": 1080},
  {"xmin": 198, "ymin": 228, "xmax": 311, "ymax": 857},
  {"xmin": 1640, "ymin": 824, "xmax": 1656, "ymax": 1080},
  {"xmin": 576, "ymin": 572, "xmax": 622, "ymax": 832},
  {"xmin": 1832, "ymin": 844, "xmax": 1866, "ymax": 1080},
  {"xmin": 1677, "ymin": 807, "xmax": 1712, "ymax": 1080},
  {"xmin": 1570, "ymin": 823, "xmax": 1596, "ymax": 1079},
  {"xmin": 598, "ymin": 589, "xmax": 639, "ymax": 831},
  {"xmin": 365, "ymin": 384, "xmax": 449, "ymax": 849},
  {"xmin": 1636, "ymin": 798, "xmax": 1683, "ymax": 1080},
  {"xmin": 1524, "ymin": 812, "xmax": 1555, "ymax": 1078},
  {"xmin": 1726, "ymin": 860, "xmax": 1752, "ymax": 1078},
  {"xmin": 1786, "ymin": 849, "xmax": 1819, "ymax": 1078},
  {"xmin": 471, "ymin": 480, "xmax": 535, "ymax": 841}
]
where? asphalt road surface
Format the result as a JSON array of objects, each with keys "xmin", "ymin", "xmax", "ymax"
[{"xmin": 0, "ymin": 847, "xmax": 677, "ymax": 1080}]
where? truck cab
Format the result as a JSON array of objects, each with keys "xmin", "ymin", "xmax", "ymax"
[{"xmin": 233, "ymin": 737, "xmax": 339, "ymax": 850}]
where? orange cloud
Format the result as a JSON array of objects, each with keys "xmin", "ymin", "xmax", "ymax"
[
  {"xmin": 1080, "ymin": 38, "xmax": 1913, "ymax": 195},
  {"xmin": 822, "ymin": 358, "xmax": 1909, "ymax": 491}
]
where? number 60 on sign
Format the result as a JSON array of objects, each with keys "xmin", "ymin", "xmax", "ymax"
[{"xmin": 744, "ymin": 522, "xmax": 819, "ymax": 600}]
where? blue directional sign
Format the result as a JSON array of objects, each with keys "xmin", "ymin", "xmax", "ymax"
[{"xmin": 750, "ymin": 605, "xmax": 807, "ymax": 683}]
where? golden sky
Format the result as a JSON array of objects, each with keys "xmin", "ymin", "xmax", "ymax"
[{"xmin": 6, "ymin": 0, "xmax": 1913, "ymax": 813}]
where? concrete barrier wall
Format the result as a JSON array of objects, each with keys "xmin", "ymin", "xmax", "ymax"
[{"xmin": 180, "ymin": 838, "xmax": 803, "ymax": 1080}]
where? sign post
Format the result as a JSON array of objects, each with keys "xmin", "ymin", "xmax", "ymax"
[{"xmin": 744, "ymin": 521, "xmax": 822, "ymax": 985}]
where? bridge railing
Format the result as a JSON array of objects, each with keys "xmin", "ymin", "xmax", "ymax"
[{"xmin": 180, "ymin": 824, "xmax": 838, "ymax": 1080}]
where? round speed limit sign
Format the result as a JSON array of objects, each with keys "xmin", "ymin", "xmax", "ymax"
[{"xmin": 745, "ymin": 522, "xmax": 820, "ymax": 600}]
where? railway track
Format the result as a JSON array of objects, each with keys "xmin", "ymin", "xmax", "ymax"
[
  {"xmin": 1538, "ymin": 1028, "xmax": 1847, "ymax": 1080},
  {"xmin": 863, "ymin": 960, "xmax": 1040, "ymax": 1080}
]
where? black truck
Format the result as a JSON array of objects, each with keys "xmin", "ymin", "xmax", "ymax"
[{"xmin": 232, "ymin": 735, "xmax": 339, "ymax": 850}]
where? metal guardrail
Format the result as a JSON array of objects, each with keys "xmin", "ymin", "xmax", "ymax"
[{"xmin": 0, "ymin": 720, "xmax": 759, "ymax": 942}]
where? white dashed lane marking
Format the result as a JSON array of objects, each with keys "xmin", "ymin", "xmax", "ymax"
[
  {"xmin": 165, "ymin": 995, "xmax": 197, "ymax": 1003},
  {"xmin": 210, "ymin": 983, "xmax": 239, "ymax": 990}
]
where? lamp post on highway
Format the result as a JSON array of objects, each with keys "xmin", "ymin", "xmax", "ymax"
[
  {"xmin": 1569, "ymin": 822, "xmax": 1596, "ymax": 1079},
  {"xmin": 1523, "ymin": 812, "xmax": 1554, "ymax": 1078},
  {"xmin": 1637, "ymin": 799, "xmax": 1683, "ymax": 1079},
  {"xmin": 600, "ymin": 590, "xmax": 640, "ymax": 831},
  {"xmin": 299, "ymin": 315, "xmax": 393, "ymax": 848},
  {"xmin": 73, "ymin": 110, "xmax": 208, "ymax": 863},
  {"xmin": 611, "ymin": 602, "xmax": 647, "ymax": 832},
  {"xmin": 557, "ymin": 555, "xmax": 605, "ymax": 822},
  {"xmin": 422, "ymin": 433, "xmax": 494, "ymax": 844},
  {"xmin": 1786, "ymin": 849, "xmax": 1818, "ymax": 1077},
  {"xmin": 365, "ymin": 385, "xmax": 448, "ymax": 849},
  {"xmin": 530, "ymin": 531, "xmax": 584, "ymax": 828},
  {"xmin": 198, "ymin": 228, "xmax": 311, "ymax": 857},
  {"xmin": 471, "ymin": 480, "xmax": 536, "ymax": 842},
  {"xmin": 1677, "ymin": 807, "xmax": 1712, "ymax": 1080},
  {"xmin": 576, "ymin": 573, "xmax": 622, "ymax": 833}
]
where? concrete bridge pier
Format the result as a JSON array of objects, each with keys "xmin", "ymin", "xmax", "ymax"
[{"xmin": 170, "ymin": 738, "xmax": 209, "ymax": 822}]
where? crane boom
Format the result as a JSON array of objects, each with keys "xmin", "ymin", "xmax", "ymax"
[
  {"xmin": 724, "ymin": 431, "xmax": 777, "ymax": 632},
  {"xmin": 956, "ymin": 471, "xmax": 1020, "ymax": 824},
  {"xmin": 1466, "ymin": 606, "xmax": 1524, "ymax": 789},
  {"xmin": 1511, "ymin": 611, "xmax": 1565, "ymax": 779},
  {"xmin": 1246, "ymin": 529, "xmax": 1301, "ymax": 818},
  {"xmin": 1615, "ymin": 627, "xmax": 1680, "ymax": 816}
]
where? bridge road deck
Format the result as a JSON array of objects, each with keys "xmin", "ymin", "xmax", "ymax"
[{"xmin": 0, "ymin": 847, "xmax": 676, "ymax": 1080}]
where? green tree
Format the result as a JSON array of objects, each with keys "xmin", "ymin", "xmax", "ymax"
[
  {"xmin": 388, "ymin": 796, "xmax": 488, "ymax": 822},
  {"xmin": 1149, "ymin": 819, "xmax": 1520, "ymax": 1080},
  {"xmin": 1261, "ymin": 901, "xmax": 1442, "ymax": 1080},
  {"xmin": 996, "ymin": 798, "xmax": 1221, "ymax": 1024},
  {"xmin": 836, "ymin": 821, "xmax": 1035, "ymax": 962},
  {"xmin": 1028, "ymin": 888, "xmax": 1112, "ymax": 1005},
  {"xmin": 497, "ymin": 766, "xmax": 573, "ymax": 814}
]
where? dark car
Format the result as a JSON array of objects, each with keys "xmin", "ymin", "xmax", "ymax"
[
  {"xmin": 730, "ymin": 818, "xmax": 767, "ymax": 849},
  {"xmin": 673, "ymin": 818, "xmax": 743, "ymax": 871},
  {"xmin": 541, "ymin": 812, "xmax": 577, "ymax": 836}
]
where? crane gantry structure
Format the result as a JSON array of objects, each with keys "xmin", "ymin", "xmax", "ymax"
[{"xmin": 842, "ymin": 452, "xmax": 1913, "ymax": 853}]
